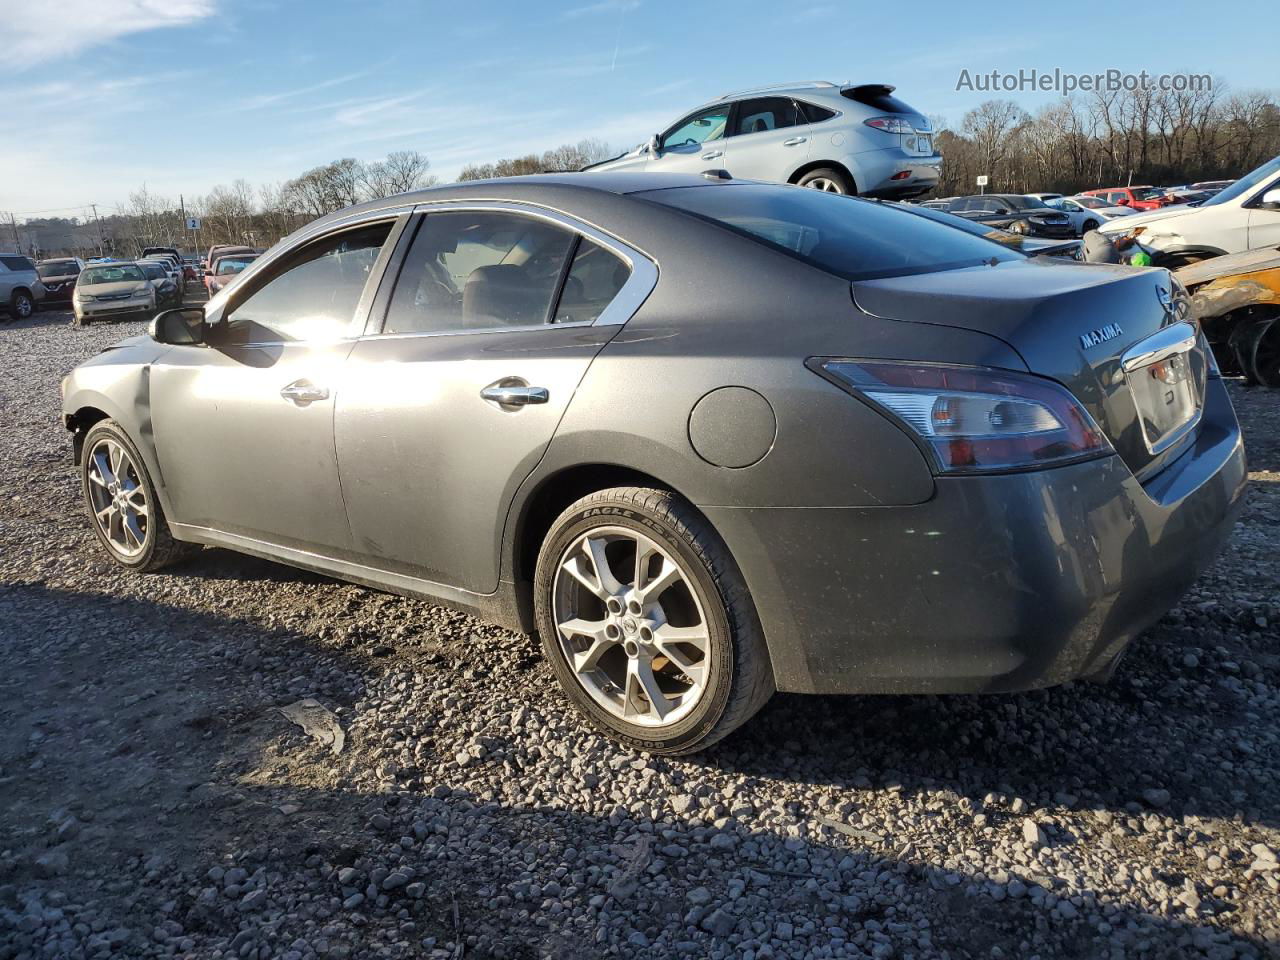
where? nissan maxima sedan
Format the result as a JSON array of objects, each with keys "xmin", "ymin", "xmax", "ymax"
[{"xmin": 61, "ymin": 173, "xmax": 1247, "ymax": 754}]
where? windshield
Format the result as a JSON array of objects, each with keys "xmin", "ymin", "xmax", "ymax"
[
  {"xmin": 81, "ymin": 265, "xmax": 145, "ymax": 284},
  {"xmin": 1006, "ymin": 196, "xmax": 1051, "ymax": 210},
  {"xmin": 216, "ymin": 257, "xmax": 256, "ymax": 275},
  {"xmin": 37, "ymin": 261, "xmax": 78, "ymax": 278},
  {"xmin": 1200, "ymin": 155, "xmax": 1280, "ymax": 207},
  {"xmin": 639, "ymin": 184, "xmax": 1020, "ymax": 281},
  {"xmin": 1073, "ymin": 195, "xmax": 1108, "ymax": 209}
]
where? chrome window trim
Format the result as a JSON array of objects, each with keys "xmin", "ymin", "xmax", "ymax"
[
  {"xmin": 207, "ymin": 208, "xmax": 412, "ymax": 347},
  {"xmin": 360, "ymin": 199, "xmax": 659, "ymax": 341}
]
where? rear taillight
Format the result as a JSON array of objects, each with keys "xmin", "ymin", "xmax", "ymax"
[
  {"xmin": 864, "ymin": 116, "xmax": 914, "ymax": 135},
  {"xmin": 813, "ymin": 360, "xmax": 1112, "ymax": 474}
]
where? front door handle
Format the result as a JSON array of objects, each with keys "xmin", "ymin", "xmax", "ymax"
[
  {"xmin": 701, "ymin": 150, "xmax": 723, "ymax": 160},
  {"xmin": 783, "ymin": 137, "xmax": 807, "ymax": 146},
  {"xmin": 480, "ymin": 383, "xmax": 549, "ymax": 407},
  {"xmin": 280, "ymin": 380, "xmax": 330, "ymax": 405}
]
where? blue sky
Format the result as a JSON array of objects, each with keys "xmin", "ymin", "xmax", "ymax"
[{"xmin": 1, "ymin": 0, "xmax": 1274, "ymax": 218}]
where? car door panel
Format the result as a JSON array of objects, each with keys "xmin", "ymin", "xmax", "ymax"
[
  {"xmin": 723, "ymin": 97, "xmax": 812, "ymax": 181},
  {"xmin": 151, "ymin": 341, "xmax": 356, "ymax": 551},
  {"xmin": 335, "ymin": 325, "xmax": 616, "ymax": 592}
]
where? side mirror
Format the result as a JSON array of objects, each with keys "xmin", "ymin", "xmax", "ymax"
[
  {"xmin": 1115, "ymin": 197, "xmax": 1130, "ymax": 205},
  {"xmin": 149, "ymin": 307, "xmax": 205, "ymax": 345},
  {"xmin": 645, "ymin": 134, "xmax": 660, "ymax": 157},
  {"xmin": 1260, "ymin": 187, "xmax": 1280, "ymax": 208}
]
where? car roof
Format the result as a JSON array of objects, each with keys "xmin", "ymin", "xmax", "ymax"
[{"xmin": 297, "ymin": 173, "xmax": 734, "ymax": 233}]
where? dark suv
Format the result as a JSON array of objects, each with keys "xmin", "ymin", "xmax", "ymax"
[
  {"xmin": 37, "ymin": 258, "xmax": 85, "ymax": 307},
  {"xmin": 949, "ymin": 194, "xmax": 1075, "ymax": 238}
]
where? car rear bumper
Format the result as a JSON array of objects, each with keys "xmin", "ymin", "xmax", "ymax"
[
  {"xmin": 854, "ymin": 148, "xmax": 941, "ymax": 199},
  {"xmin": 703, "ymin": 377, "xmax": 1247, "ymax": 695}
]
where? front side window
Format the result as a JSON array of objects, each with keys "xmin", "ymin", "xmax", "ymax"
[
  {"xmin": 733, "ymin": 97, "xmax": 803, "ymax": 136},
  {"xmin": 553, "ymin": 239, "xmax": 630, "ymax": 324},
  {"xmin": 661, "ymin": 106, "xmax": 729, "ymax": 149},
  {"xmin": 222, "ymin": 221, "xmax": 390, "ymax": 343},
  {"xmin": 384, "ymin": 211, "xmax": 575, "ymax": 335}
]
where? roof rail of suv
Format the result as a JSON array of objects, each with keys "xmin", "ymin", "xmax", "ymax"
[{"xmin": 716, "ymin": 80, "xmax": 837, "ymax": 100}]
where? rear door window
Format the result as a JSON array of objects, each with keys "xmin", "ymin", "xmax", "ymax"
[
  {"xmin": 0, "ymin": 256, "xmax": 33, "ymax": 271},
  {"xmin": 797, "ymin": 101, "xmax": 836, "ymax": 124},
  {"xmin": 553, "ymin": 239, "xmax": 630, "ymax": 325},
  {"xmin": 639, "ymin": 184, "xmax": 1019, "ymax": 281},
  {"xmin": 732, "ymin": 97, "xmax": 804, "ymax": 136}
]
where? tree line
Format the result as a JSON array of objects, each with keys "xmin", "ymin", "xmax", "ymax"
[
  {"xmin": 11, "ymin": 84, "xmax": 1280, "ymax": 258},
  {"xmin": 935, "ymin": 85, "xmax": 1280, "ymax": 196}
]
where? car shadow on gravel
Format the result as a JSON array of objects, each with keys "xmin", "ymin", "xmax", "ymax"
[{"xmin": 2, "ymin": 582, "xmax": 1274, "ymax": 958}]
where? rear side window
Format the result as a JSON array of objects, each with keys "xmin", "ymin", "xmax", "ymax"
[
  {"xmin": 841, "ymin": 85, "xmax": 919, "ymax": 115},
  {"xmin": 554, "ymin": 239, "xmax": 630, "ymax": 324},
  {"xmin": 0, "ymin": 256, "xmax": 33, "ymax": 271},
  {"xmin": 797, "ymin": 101, "xmax": 836, "ymax": 124},
  {"xmin": 638, "ymin": 184, "xmax": 1019, "ymax": 281},
  {"xmin": 733, "ymin": 97, "xmax": 803, "ymax": 136}
]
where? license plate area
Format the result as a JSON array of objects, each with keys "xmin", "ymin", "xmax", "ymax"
[{"xmin": 1125, "ymin": 347, "xmax": 1205, "ymax": 454}]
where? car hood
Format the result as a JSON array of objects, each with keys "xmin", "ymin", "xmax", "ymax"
[
  {"xmin": 77, "ymin": 335, "xmax": 164, "ymax": 369},
  {"xmin": 1097, "ymin": 204, "xmax": 1201, "ymax": 233}
]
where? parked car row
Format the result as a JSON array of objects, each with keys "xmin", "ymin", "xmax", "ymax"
[{"xmin": 920, "ymin": 192, "xmax": 1137, "ymax": 237}]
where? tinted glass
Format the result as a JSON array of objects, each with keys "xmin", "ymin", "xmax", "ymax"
[
  {"xmin": 384, "ymin": 211, "xmax": 575, "ymax": 335},
  {"xmin": 82, "ymin": 265, "xmax": 145, "ymax": 284},
  {"xmin": 797, "ymin": 101, "xmax": 836, "ymax": 124},
  {"xmin": 639, "ymin": 184, "xmax": 1019, "ymax": 281},
  {"xmin": 553, "ymin": 239, "xmax": 630, "ymax": 324},
  {"xmin": 662, "ymin": 106, "xmax": 729, "ymax": 148},
  {"xmin": 223, "ymin": 221, "xmax": 390, "ymax": 343},
  {"xmin": 1007, "ymin": 196, "xmax": 1050, "ymax": 210},
  {"xmin": 733, "ymin": 97, "xmax": 802, "ymax": 136},
  {"xmin": 0, "ymin": 256, "xmax": 34, "ymax": 271},
  {"xmin": 37, "ymin": 261, "xmax": 79, "ymax": 278},
  {"xmin": 141, "ymin": 263, "xmax": 166, "ymax": 280}
]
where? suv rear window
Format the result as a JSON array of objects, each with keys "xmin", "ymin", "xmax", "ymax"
[
  {"xmin": 0, "ymin": 256, "xmax": 34, "ymax": 271},
  {"xmin": 841, "ymin": 85, "xmax": 918, "ymax": 115},
  {"xmin": 638, "ymin": 184, "xmax": 1019, "ymax": 281}
]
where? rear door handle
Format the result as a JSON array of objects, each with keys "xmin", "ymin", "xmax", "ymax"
[
  {"xmin": 480, "ymin": 383, "xmax": 549, "ymax": 407},
  {"xmin": 280, "ymin": 380, "xmax": 330, "ymax": 405},
  {"xmin": 701, "ymin": 150, "xmax": 723, "ymax": 160},
  {"xmin": 783, "ymin": 137, "xmax": 807, "ymax": 146}
]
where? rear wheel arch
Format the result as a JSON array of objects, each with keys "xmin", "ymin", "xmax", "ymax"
[
  {"xmin": 511, "ymin": 463, "xmax": 709, "ymax": 593},
  {"xmin": 788, "ymin": 160, "xmax": 857, "ymax": 194}
]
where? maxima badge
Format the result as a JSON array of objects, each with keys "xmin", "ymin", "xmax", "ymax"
[{"xmin": 1080, "ymin": 323, "xmax": 1124, "ymax": 350}]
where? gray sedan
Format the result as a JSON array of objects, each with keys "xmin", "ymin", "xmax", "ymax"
[{"xmin": 60, "ymin": 173, "xmax": 1247, "ymax": 754}]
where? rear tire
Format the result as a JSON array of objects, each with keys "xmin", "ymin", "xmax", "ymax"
[
  {"xmin": 8, "ymin": 290, "xmax": 33, "ymax": 320},
  {"xmin": 1234, "ymin": 312, "xmax": 1280, "ymax": 387},
  {"xmin": 1082, "ymin": 219, "xmax": 1099, "ymax": 233},
  {"xmin": 796, "ymin": 167, "xmax": 853, "ymax": 195},
  {"xmin": 533, "ymin": 487, "xmax": 774, "ymax": 754},
  {"xmin": 81, "ymin": 419, "xmax": 194, "ymax": 572}
]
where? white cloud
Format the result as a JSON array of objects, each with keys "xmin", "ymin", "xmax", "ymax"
[
  {"xmin": 4, "ymin": 0, "xmax": 216, "ymax": 68},
  {"xmin": 561, "ymin": 0, "xmax": 640, "ymax": 20}
]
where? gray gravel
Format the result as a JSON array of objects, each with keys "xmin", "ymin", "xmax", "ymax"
[{"xmin": 1, "ymin": 307, "xmax": 1278, "ymax": 960}]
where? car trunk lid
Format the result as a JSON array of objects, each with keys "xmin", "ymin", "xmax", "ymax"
[{"xmin": 851, "ymin": 259, "xmax": 1208, "ymax": 478}]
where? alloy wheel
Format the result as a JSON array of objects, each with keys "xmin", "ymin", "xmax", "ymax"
[
  {"xmin": 86, "ymin": 438, "xmax": 149, "ymax": 557},
  {"xmin": 804, "ymin": 178, "xmax": 843, "ymax": 193},
  {"xmin": 13, "ymin": 294, "xmax": 33, "ymax": 319},
  {"xmin": 552, "ymin": 526, "xmax": 710, "ymax": 727}
]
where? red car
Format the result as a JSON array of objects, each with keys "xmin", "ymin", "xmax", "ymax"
[{"xmin": 1080, "ymin": 186, "xmax": 1174, "ymax": 211}]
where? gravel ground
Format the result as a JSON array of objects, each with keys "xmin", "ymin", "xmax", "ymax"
[{"xmin": 1, "ymin": 307, "xmax": 1278, "ymax": 960}]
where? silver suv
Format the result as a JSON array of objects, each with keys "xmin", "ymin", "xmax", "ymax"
[
  {"xmin": 586, "ymin": 81, "xmax": 940, "ymax": 198},
  {"xmin": 0, "ymin": 254, "xmax": 46, "ymax": 320}
]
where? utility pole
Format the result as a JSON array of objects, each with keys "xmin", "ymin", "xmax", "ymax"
[
  {"xmin": 90, "ymin": 204, "xmax": 105, "ymax": 256},
  {"xmin": 8, "ymin": 212, "xmax": 20, "ymax": 252}
]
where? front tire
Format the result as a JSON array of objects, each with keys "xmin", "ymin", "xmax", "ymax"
[
  {"xmin": 796, "ymin": 167, "xmax": 853, "ymax": 195},
  {"xmin": 9, "ymin": 291, "xmax": 33, "ymax": 320},
  {"xmin": 81, "ymin": 419, "xmax": 192, "ymax": 571},
  {"xmin": 533, "ymin": 487, "xmax": 773, "ymax": 754}
]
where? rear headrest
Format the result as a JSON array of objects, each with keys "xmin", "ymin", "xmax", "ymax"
[{"xmin": 462, "ymin": 264, "xmax": 530, "ymax": 328}]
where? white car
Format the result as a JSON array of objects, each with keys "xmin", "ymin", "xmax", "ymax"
[
  {"xmin": 1098, "ymin": 154, "xmax": 1280, "ymax": 263},
  {"xmin": 1055, "ymin": 195, "xmax": 1139, "ymax": 235}
]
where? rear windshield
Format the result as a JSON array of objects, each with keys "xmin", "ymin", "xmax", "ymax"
[
  {"xmin": 638, "ymin": 184, "xmax": 1020, "ymax": 281},
  {"xmin": 841, "ymin": 85, "xmax": 919, "ymax": 115},
  {"xmin": 1131, "ymin": 187, "xmax": 1163, "ymax": 200},
  {"xmin": 38, "ymin": 261, "xmax": 79, "ymax": 278}
]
